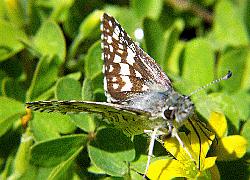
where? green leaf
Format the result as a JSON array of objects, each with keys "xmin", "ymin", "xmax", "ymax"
[
  {"xmin": 231, "ymin": 90, "xmax": 250, "ymax": 121},
  {"xmin": 104, "ymin": 7, "xmax": 139, "ymax": 36},
  {"xmin": 11, "ymin": 130, "xmax": 34, "ymax": 179},
  {"xmin": 2, "ymin": 77, "xmax": 26, "ymax": 102},
  {"xmin": 0, "ymin": 96, "xmax": 24, "ymax": 136},
  {"xmin": 196, "ymin": 93, "xmax": 239, "ymax": 130},
  {"xmin": 182, "ymin": 38, "xmax": 214, "ymax": 88},
  {"xmin": 82, "ymin": 78, "xmax": 94, "ymax": 101},
  {"xmin": 69, "ymin": 113, "xmax": 96, "ymax": 133},
  {"xmin": 30, "ymin": 134, "xmax": 87, "ymax": 167},
  {"xmin": 33, "ymin": 21, "xmax": 66, "ymax": 60},
  {"xmin": 64, "ymin": 72, "xmax": 82, "ymax": 81},
  {"xmin": 55, "ymin": 77, "xmax": 82, "ymax": 100},
  {"xmin": 26, "ymin": 55, "xmax": 61, "ymax": 101},
  {"xmin": 88, "ymin": 165, "xmax": 106, "ymax": 176},
  {"xmin": 242, "ymin": 121, "xmax": 250, "ymax": 152},
  {"xmin": 0, "ymin": 1, "xmax": 6, "ymax": 19},
  {"xmin": 213, "ymin": 0, "xmax": 249, "ymax": 48},
  {"xmin": 49, "ymin": 0, "xmax": 75, "ymax": 22},
  {"xmin": 68, "ymin": 10, "xmax": 103, "ymax": 59},
  {"xmin": 92, "ymin": 73, "xmax": 104, "ymax": 98},
  {"xmin": 0, "ymin": 70, "xmax": 6, "ymax": 96},
  {"xmin": 164, "ymin": 19, "xmax": 185, "ymax": 74},
  {"xmin": 143, "ymin": 18, "xmax": 165, "ymax": 65},
  {"xmin": 245, "ymin": 1, "xmax": 250, "ymax": 39},
  {"xmin": 0, "ymin": 20, "xmax": 28, "ymax": 61},
  {"xmin": 131, "ymin": 0, "xmax": 163, "ymax": 20},
  {"xmin": 88, "ymin": 128, "xmax": 135, "ymax": 176},
  {"xmin": 30, "ymin": 112, "xmax": 76, "ymax": 141},
  {"xmin": 84, "ymin": 41, "xmax": 102, "ymax": 80},
  {"xmin": 5, "ymin": 0, "xmax": 25, "ymax": 28},
  {"xmin": 48, "ymin": 146, "xmax": 83, "ymax": 180},
  {"xmin": 218, "ymin": 47, "xmax": 250, "ymax": 92},
  {"xmin": 79, "ymin": 10, "xmax": 103, "ymax": 39}
]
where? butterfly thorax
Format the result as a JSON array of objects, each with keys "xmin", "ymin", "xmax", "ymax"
[
  {"xmin": 127, "ymin": 89, "xmax": 194, "ymax": 126},
  {"xmin": 163, "ymin": 91, "xmax": 194, "ymax": 124}
]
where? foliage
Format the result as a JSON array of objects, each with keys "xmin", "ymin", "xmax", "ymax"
[{"xmin": 0, "ymin": 0, "xmax": 249, "ymax": 179}]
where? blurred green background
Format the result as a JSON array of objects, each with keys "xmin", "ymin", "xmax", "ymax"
[{"xmin": 0, "ymin": 0, "xmax": 249, "ymax": 179}]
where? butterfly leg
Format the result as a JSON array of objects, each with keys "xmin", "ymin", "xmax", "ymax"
[{"xmin": 143, "ymin": 127, "xmax": 159, "ymax": 178}]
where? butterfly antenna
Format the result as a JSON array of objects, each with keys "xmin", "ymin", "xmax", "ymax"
[{"xmin": 189, "ymin": 70, "xmax": 232, "ymax": 97}]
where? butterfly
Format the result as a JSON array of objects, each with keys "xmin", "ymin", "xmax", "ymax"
[{"xmin": 26, "ymin": 13, "xmax": 232, "ymax": 177}]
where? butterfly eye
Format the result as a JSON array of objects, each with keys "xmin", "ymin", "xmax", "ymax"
[{"xmin": 163, "ymin": 108, "xmax": 175, "ymax": 120}]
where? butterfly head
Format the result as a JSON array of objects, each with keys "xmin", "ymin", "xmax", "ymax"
[{"xmin": 163, "ymin": 92, "xmax": 194, "ymax": 124}]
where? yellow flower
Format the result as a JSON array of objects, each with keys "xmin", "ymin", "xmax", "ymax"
[
  {"xmin": 209, "ymin": 112, "xmax": 247, "ymax": 161},
  {"xmin": 147, "ymin": 113, "xmax": 217, "ymax": 180},
  {"xmin": 147, "ymin": 112, "xmax": 248, "ymax": 180}
]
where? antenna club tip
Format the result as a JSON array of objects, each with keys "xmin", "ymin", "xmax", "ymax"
[{"xmin": 223, "ymin": 70, "xmax": 232, "ymax": 80}]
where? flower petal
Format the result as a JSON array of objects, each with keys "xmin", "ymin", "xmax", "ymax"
[
  {"xmin": 215, "ymin": 135, "xmax": 247, "ymax": 161},
  {"xmin": 147, "ymin": 159, "xmax": 198, "ymax": 180},
  {"xmin": 185, "ymin": 118, "xmax": 215, "ymax": 168},
  {"xmin": 209, "ymin": 112, "xmax": 227, "ymax": 138},
  {"xmin": 203, "ymin": 157, "xmax": 217, "ymax": 170}
]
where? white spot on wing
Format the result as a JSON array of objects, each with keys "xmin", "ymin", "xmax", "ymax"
[
  {"xmin": 114, "ymin": 54, "xmax": 122, "ymax": 63},
  {"xmin": 113, "ymin": 33, "xmax": 119, "ymax": 40},
  {"xmin": 114, "ymin": 26, "xmax": 120, "ymax": 35},
  {"xmin": 103, "ymin": 76, "xmax": 107, "ymax": 91},
  {"xmin": 109, "ymin": 65, "xmax": 114, "ymax": 72},
  {"xmin": 112, "ymin": 77, "xmax": 117, "ymax": 82},
  {"xmin": 100, "ymin": 23, "xmax": 103, "ymax": 31},
  {"xmin": 102, "ymin": 65, "xmax": 105, "ymax": 73},
  {"xmin": 118, "ymin": 43, "xmax": 123, "ymax": 49},
  {"xmin": 121, "ymin": 76, "xmax": 132, "ymax": 91},
  {"xmin": 142, "ymin": 85, "xmax": 149, "ymax": 91},
  {"xmin": 109, "ymin": 45, "xmax": 113, "ymax": 52},
  {"xmin": 113, "ymin": 83, "xmax": 119, "ymax": 89},
  {"xmin": 117, "ymin": 49, "xmax": 123, "ymax": 54},
  {"xmin": 107, "ymin": 36, "xmax": 112, "ymax": 44},
  {"xmin": 127, "ymin": 48, "xmax": 135, "ymax": 65},
  {"xmin": 108, "ymin": 20, "xmax": 112, "ymax": 27},
  {"xmin": 119, "ymin": 63, "xmax": 130, "ymax": 75},
  {"xmin": 135, "ymin": 70, "xmax": 142, "ymax": 78}
]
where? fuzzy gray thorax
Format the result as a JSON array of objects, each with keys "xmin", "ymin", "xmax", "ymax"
[{"xmin": 127, "ymin": 89, "xmax": 195, "ymax": 125}]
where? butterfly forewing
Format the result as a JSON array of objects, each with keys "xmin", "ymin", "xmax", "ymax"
[{"xmin": 101, "ymin": 13, "xmax": 172, "ymax": 103}]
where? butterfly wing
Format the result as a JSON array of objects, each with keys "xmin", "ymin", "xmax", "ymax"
[
  {"xmin": 26, "ymin": 101, "xmax": 163, "ymax": 135},
  {"xmin": 101, "ymin": 13, "xmax": 172, "ymax": 103}
]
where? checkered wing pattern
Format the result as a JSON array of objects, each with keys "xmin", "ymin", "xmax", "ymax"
[{"xmin": 101, "ymin": 13, "xmax": 172, "ymax": 103}]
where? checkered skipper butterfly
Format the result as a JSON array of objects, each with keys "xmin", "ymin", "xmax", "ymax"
[{"xmin": 26, "ymin": 13, "xmax": 232, "ymax": 177}]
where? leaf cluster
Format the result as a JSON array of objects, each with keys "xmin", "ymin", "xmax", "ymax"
[{"xmin": 0, "ymin": 0, "xmax": 249, "ymax": 179}]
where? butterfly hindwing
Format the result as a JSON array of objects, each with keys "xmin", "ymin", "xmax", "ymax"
[{"xmin": 26, "ymin": 100, "xmax": 161, "ymax": 135}]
